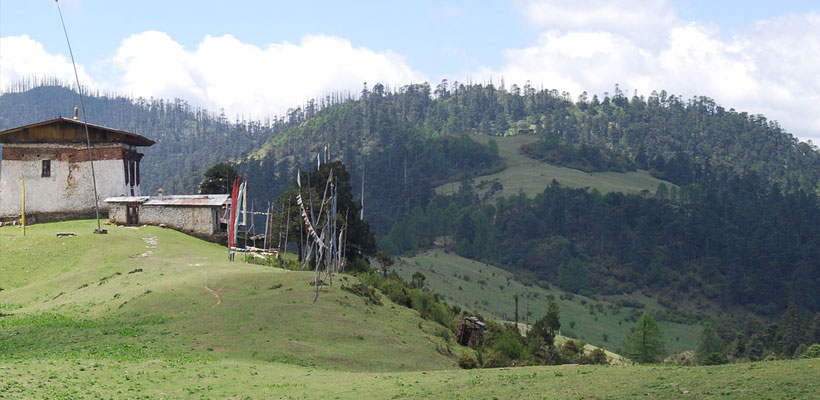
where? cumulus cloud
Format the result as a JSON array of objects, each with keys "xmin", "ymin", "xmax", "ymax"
[
  {"xmin": 495, "ymin": 1, "xmax": 820, "ymax": 141},
  {"xmin": 111, "ymin": 31, "xmax": 426, "ymax": 118},
  {"xmin": 514, "ymin": 0, "xmax": 678, "ymax": 47},
  {"xmin": 0, "ymin": 35, "xmax": 96, "ymax": 91}
]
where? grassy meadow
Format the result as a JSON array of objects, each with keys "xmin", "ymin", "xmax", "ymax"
[
  {"xmin": 3, "ymin": 354, "xmax": 818, "ymax": 398},
  {"xmin": 1, "ymin": 220, "xmax": 818, "ymax": 398},
  {"xmin": 393, "ymin": 249, "xmax": 700, "ymax": 355},
  {"xmin": 436, "ymin": 134, "xmax": 671, "ymax": 199},
  {"xmin": 0, "ymin": 220, "xmax": 460, "ymax": 373}
]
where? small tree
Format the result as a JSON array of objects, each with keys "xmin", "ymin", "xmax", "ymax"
[
  {"xmin": 411, "ymin": 271, "xmax": 426, "ymax": 289},
  {"xmin": 199, "ymin": 162, "xmax": 238, "ymax": 194},
  {"xmin": 376, "ymin": 250, "xmax": 394, "ymax": 277},
  {"xmin": 696, "ymin": 322, "xmax": 725, "ymax": 365},
  {"xmin": 624, "ymin": 313, "xmax": 665, "ymax": 363},
  {"xmin": 530, "ymin": 300, "xmax": 561, "ymax": 348}
]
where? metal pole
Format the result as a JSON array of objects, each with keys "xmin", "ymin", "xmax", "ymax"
[
  {"xmin": 55, "ymin": 0, "xmax": 104, "ymax": 234},
  {"xmin": 20, "ymin": 179, "xmax": 26, "ymax": 236}
]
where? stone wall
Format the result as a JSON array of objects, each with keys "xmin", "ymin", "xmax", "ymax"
[{"xmin": 109, "ymin": 204, "xmax": 220, "ymax": 236}]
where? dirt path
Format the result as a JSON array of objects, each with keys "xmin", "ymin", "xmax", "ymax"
[{"xmin": 201, "ymin": 271, "xmax": 222, "ymax": 307}]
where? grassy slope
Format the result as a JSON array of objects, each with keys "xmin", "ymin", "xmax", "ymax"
[
  {"xmin": 3, "ymin": 357, "xmax": 818, "ymax": 398},
  {"xmin": 0, "ymin": 220, "xmax": 459, "ymax": 372},
  {"xmin": 394, "ymin": 249, "xmax": 700, "ymax": 354},
  {"xmin": 436, "ymin": 134, "xmax": 670, "ymax": 199},
  {"xmin": 1, "ymin": 221, "xmax": 818, "ymax": 398}
]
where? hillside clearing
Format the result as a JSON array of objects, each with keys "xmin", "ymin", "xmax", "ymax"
[
  {"xmin": 394, "ymin": 249, "xmax": 700, "ymax": 354},
  {"xmin": 436, "ymin": 134, "xmax": 671, "ymax": 200}
]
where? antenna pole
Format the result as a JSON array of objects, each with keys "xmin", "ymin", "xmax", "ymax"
[{"xmin": 55, "ymin": 0, "xmax": 104, "ymax": 234}]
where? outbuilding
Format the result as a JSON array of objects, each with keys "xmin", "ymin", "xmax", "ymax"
[{"xmin": 105, "ymin": 194, "xmax": 229, "ymax": 239}]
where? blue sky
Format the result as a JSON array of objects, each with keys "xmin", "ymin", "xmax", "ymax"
[{"xmin": 2, "ymin": 1, "xmax": 820, "ymax": 141}]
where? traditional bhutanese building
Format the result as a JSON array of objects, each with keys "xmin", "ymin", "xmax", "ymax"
[{"xmin": 0, "ymin": 117, "xmax": 155, "ymax": 220}]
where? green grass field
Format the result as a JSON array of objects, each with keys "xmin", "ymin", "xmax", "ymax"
[
  {"xmin": 436, "ymin": 134, "xmax": 671, "ymax": 199},
  {"xmin": 2, "ymin": 220, "xmax": 818, "ymax": 398},
  {"xmin": 393, "ymin": 249, "xmax": 700, "ymax": 355},
  {"xmin": 0, "ymin": 220, "xmax": 459, "ymax": 373},
  {"xmin": 3, "ymin": 354, "xmax": 818, "ymax": 398}
]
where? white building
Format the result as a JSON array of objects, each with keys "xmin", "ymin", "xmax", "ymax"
[
  {"xmin": 105, "ymin": 194, "xmax": 230, "ymax": 239},
  {"xmin": 0, "ymin": 118, "xmax": 154, "ymax": 220}
]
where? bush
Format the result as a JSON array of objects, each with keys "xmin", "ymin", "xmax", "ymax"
[
  {"xmin": 346, "ymin": 257, "xmax": 372, "ymax": 273},
  {"xmin": 458, "ymin": 352, "xmax": 478, "ymax": 369},
  {"xmin": 560, "ymin": 340, "xmax": 583, "ymax": 362},
  {"xmin": 800, "ymin": 344, "xmax": 820, "ymax": 358},
  {"xmin": 492, "ymin": 331, "xmax": 525, "ymax": 361},
  {"xmin": 700, "ymin": 352, "xmax": 728, "ymax": 365},
  {"xmin": 481, "ymin": 349, "xmax": 509, "ymax": 368},
  {"xmin": 588, "ymin": 348, "xmax": 609, "ymax": 364}
]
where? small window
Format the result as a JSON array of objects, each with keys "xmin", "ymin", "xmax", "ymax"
[{"xmin": 41, "ymin": 160, "xmax": 51, "ymax": 178}]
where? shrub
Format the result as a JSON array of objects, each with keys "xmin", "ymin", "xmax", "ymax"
[
  {"xmin": 700, "ymin": 352, "xmax": 728, "ymax": 365},
  {"xmin": 560, "ymin": 340, "xmax": 582, "ymax": 362},
  {"xmin": 458, "ymin": 352, "xmax": 478, "ymax": 369},
  {"xmin": 346, "ymin": 257, "xmax": 372, "ymax": 273},
  {"xmin": 481, "ymin": 349, "xmax": 509, "ymax": 368},
  {"xmin": 588, "ymin": 348, "xmax": 608, "ymax": 364},
  {"xmin": 800, "ymin": 344, "xmax": 820, "ymax": 358},
  {"xmin": 492, "ymin": 331, "xmax": 525, "ymax": 361}
]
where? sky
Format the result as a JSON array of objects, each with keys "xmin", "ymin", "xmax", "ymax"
[{"xmin": 1, "ymin": 0, "xmax": 820, "ymax": 142}]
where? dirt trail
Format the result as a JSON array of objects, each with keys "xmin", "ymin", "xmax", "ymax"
[{"xmin": 201, "ymin": 271, "xmax": 222, "ymax": 307}]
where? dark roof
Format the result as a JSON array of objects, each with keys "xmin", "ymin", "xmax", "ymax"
[{"xmin": 0, "ymin": 118, "xmax": 155, "ymax": 146}]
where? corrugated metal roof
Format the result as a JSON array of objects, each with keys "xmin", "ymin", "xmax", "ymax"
[
  {"xmin": 143, "ymin": 194, "xmax": 229, "ymax": 207},
  {"xmin": 105, "ymin": 196, "xmax": 150, "ymax": 203},
  {"xmin": 105, "ymin": 195, "xmax": 229, "ymax": 207},
  {"xmin": 0, "ymin": 118, "xmax": 155, "ymax": 146}
]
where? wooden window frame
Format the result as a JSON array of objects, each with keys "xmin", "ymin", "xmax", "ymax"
[{"xmin": 41, "ymin": 159, "xmax": 51, "ymax": 178}]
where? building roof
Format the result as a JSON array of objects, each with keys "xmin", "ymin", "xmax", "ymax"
[
  {"xmin": 0, "ymin": 118, "xmax": 155, "ymax": 147},
  {"xmin": 105, "ymin": 196, "xmax": 150, "ymax": 203},
  {"xmin": 105, "ymin": 194, "xmax": 229, "ymax": 207}
]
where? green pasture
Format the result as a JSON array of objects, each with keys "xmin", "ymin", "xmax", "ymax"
[
  {"xmin": 2, "ymin": 357, "xmax": 817, "ymax": 399},
  {"xmin": 394, "ymin": 249, "xmax": 700, "ymax": 354},
  {"xmin": 437, "ymin": 134, "xmax": 671, "ymax": 199},
  {"xmin": 0, "ymin": 220, "xmax": 459, "ymax": 372},
  {"xmin": 1, "ymin": 220, "xmax": 816, "ymax": 399}
]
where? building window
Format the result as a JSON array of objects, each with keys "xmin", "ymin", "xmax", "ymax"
[{"xmin": 41, "ymin": 160, "xmax": 51, "ymax": 178}]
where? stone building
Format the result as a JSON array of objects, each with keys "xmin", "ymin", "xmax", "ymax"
[
  {"xmin": 0, "ymin": 118, "xmax": 154, "ymax": 220},
  {"xmin": 105, "ymin": 194, "xmax": 229, "ymax": 238}
]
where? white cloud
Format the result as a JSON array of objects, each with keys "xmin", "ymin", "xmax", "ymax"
[
  {"xmin": 514, "ymin": 0, "xmax": 678, "ymax": 47},
  {"xmin": 111, "ymin": 31, "xmax": 426, "ymax": 118},
  {"xmin": 0, "ymin": 35, "xmax": 96, "ymax": 92},
  {"xmin": 494, "ymin": 2, "xmax": 820, "ymax": 141}
]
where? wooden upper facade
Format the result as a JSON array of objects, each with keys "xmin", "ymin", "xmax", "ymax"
[{"xmin": 0, "ymin": 118, "xmax": 155, "ymax": 147}]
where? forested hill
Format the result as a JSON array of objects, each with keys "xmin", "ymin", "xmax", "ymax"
[
  {"xmin": 256, "ymin": 82, "xmax": 820, "ymax": 192},
  {"xmin": 4, "ymin": 82, "xmax": 820, "ymax": 201},
  {"xmin": 3, "ymin": 82, "xmax": 820, "ymax": 323},
  {"xmin": 0, "ymin": 85, "xmax": 281, "ymax": 194},
  {"xmin": 238, "ymin": 81, "xmax": 820, "ymax": 322}
]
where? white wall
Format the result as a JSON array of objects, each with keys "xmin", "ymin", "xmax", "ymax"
[
  {"xmin": 108, "ymin": 203, "xmax": 219, "ymax": 235},
  {"xmin": 0, "ymin": 144, "xmax": 132, "ymax": 217}
]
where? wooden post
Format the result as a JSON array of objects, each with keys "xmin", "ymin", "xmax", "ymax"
[
  {"xmin": 514, "ymin": 294, "xmax": 519, "ymax": 329},
  {"xmin": 20, "ymin": 178, "xmax": 26, "ymax": 236}
]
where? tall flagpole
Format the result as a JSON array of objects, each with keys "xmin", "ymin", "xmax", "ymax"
[
  {"xmin": 20, "ymin": 179, "xmax": 26, "ymax": 236},
  {"xmin": 55, "ymin": 0, "xmax": 104, "ymax": 234}
]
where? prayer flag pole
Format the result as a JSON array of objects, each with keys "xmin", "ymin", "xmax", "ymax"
[{"xmin": 20, "ymin": 178, "xmax": 26, "ymax": 236}]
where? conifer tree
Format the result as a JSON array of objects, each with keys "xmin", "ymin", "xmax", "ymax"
[
  {"xmin": 696, "ymin": 323, "xmax": 726, "ymax": 365},
  {"xmin": 624, "ymin": 313, "xmax": 665, "ymax": 363}
]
